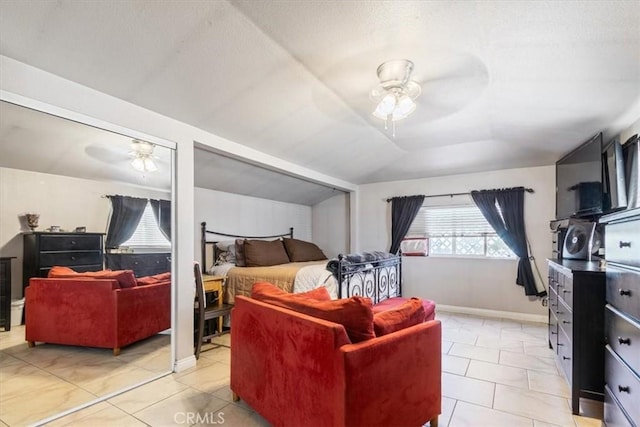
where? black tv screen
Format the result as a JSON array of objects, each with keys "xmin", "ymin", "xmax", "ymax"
[{"xmin": 556, "ymin": 133, "xmax": 603, "ymax": 219}]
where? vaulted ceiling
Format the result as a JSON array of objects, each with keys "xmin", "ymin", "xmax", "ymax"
[{"xmin": 1, "ymin": 1, "xmax": 639, "ymax": 198}]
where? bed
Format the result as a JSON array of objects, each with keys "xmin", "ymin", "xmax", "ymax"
[{"xmin": 200, "ymin": 222, "xmax": 402, "ymax": 305}]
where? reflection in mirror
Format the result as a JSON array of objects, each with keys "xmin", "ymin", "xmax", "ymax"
[{"xmin": 0, "ymin": 100, "xmax": 173, "ymax": 425}]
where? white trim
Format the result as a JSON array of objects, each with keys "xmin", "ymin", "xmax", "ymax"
[
  {"xmin": 174, "ymin": 355, "xmax": 197, "ymax": 372},
  {"xmin": 436, "ymin": 304, "xmax": 547, "ymax": 324},
  {"xmin": 0, "ymin": 90, "xmax": 177, "ymax": 150},
  {"xmin": 31, "ymin": 371, "xmax": 172, "ymax": 426}
]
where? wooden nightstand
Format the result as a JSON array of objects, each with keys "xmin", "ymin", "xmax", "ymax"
[{"xmin": 201, "ymin": 274, "xmax": 229, "ymax": 335}]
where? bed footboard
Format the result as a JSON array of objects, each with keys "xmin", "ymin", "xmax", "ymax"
[{"xmin": 336, "ymin": 254, "xmax": 401, "ymax": 304}]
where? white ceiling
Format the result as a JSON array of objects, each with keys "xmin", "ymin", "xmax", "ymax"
[
  {"xmin": 1, "ymin": 1, "xmax": 639, "ymax": 193},
  {"xmin": 0, "ymin": 101, "xmax": 172, "ymax": 190}
]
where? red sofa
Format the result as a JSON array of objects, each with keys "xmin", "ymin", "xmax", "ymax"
[
  {"xmin": 230, "ymin": 295, "xmax": 442, "ymax": 427},
  {"xmin": 25, "ymin": 277, "xmax": 171, "ymax": 355}
]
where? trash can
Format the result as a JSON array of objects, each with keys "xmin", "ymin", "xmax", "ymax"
[{"xmin": 10, "ymin": 298, "xmax": 25, "ymax": 326}]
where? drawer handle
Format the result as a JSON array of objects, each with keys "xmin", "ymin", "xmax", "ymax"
[
  {"xmin": 557, "ymin": 343, "xmax": 564, "ymax": 346},
  {"xmin": 562, "ymin": 320, "xmax": 570, "ymax": 324},
  {"xmin": 562, "ymin": 290, "xmax": 570, "ymax": 294},
  {"xmin": 619, "ymin": 289, "xmax": 632, "ymax": 297},
  {"xmin": 70, "ymin": 256, "xmax": 76, "ymax": 261},
  {"xmin": 618, "ymin": 385, "xmax": 630, "ymax": 393},
  {"xmin": 71, "ymin": 240, "xmax": 76, "ymax": 245},
  {"xmin": 551, "ymin": 331, "xmax": 557, "ymax": 335},
  {"xmin": 556, "ymin": 311, "xmax": 562, "ymax": 315},
  {"xmin": 619, "ymin": 241, "xmax": 631, "ymax": 248},
  {"xmin": 618, "ymin": 337, "xmax": 631, "ymax": 345},
  {"xmin": 562, "ymin": 356, "xmax": 570, "ymax": 360}
]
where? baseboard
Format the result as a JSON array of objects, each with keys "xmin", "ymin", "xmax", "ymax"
[
  {"xmin": 173, "ymin": 355, "xmax": 197, "ymax": 372},
  {"xmin": 437, "ymin": 304, "xmax": 547, "ymax": 324}
]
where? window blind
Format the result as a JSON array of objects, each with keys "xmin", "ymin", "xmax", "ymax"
[
  {"xmin": 121, "ymin": 202, "xmax": 171, "ymax": 247},
  {"xmin": 407, "ymin": 205, "xmax": 496, "ymax": 237}
]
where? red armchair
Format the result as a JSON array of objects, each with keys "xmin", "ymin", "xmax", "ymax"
[
  {"xmin": 230, "ymin": 296, "xmax": 442, "ymax": 427},
  {"xmin": 25, "ymin": 278, "xmax": 171, "ymax": 355}
]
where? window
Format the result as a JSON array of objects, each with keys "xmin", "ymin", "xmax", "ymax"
[
  {"xmin": 407, "ymin": 204, "xmax": 514, "ymax": 258},
  {"xmin": 120, "ymin": 201, "xmax": 170, "ymax": 248}
]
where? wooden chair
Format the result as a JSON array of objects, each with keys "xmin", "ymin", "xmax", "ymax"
[{"xmin": 194, "ymin": 262, "xmax": 232, "ymax": 359}]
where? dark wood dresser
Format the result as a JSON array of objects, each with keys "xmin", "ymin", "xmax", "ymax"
[
  {"xmin": 548, "ymin": 258, "xmax": 606, "ymax": 414},
  {"xmin": 600, "ymin": 208, "xmax": 640, "ymax": 427},
  {"xmin": 105, "ymin": 253, "xmax": 171, "ymax": 277},
  {"xmin": 22, "ymin": 232, "xmax": 104, "ymax": 290},
  {"xmin": 0, "ymin": 257, "xmax": 15, "ymax": 331}
]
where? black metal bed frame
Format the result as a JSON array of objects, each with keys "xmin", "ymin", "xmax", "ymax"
[
  {"xmin": 200, "ymin": 221, "xmax": 402, "ymax": 304},
  {"xmin": 336, "ymin": 254, "xmax": 402, "ymax": 304}
]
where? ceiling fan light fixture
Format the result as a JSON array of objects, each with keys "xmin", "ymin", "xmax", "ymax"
[
  {"xmin": 129, "ymin": 139, "xmax": 158, "ymax": 173},
  {"xmin": 370, "ymin": 59, "xmax": 421, "ymax": 134}
]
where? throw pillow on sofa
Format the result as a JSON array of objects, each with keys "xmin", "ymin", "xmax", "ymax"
[
  {"xmin": 137, "ymin": 272, "xmax": 171, "ymax": 286},
  {"xmin": 48, "ymin": 266, "xmax": 138, "ymax": 289},
  {"xmin": 252, "ymin": 281, "xmax": 331, "ymax": 301},
  {"xmin": 251, "ymin": 282, "xmax": 375, "ymax": 343},
  {"xmin": 373, "ymin": 297, "xmax": 426, "ymax": 336}
]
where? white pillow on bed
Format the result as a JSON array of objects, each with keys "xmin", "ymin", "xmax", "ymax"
[{"xmin": 216, "ymin": 240, "xmax": 236, "ymax": 253}]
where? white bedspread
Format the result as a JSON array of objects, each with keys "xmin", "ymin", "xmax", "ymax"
[{"xmin": 292, "ymin": 263, "xmax": 338, "ymax": 299}]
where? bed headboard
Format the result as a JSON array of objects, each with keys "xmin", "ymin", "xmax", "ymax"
[{"xmin": 200, "ymin": 222, "xmax": 294, "ymax": 273}]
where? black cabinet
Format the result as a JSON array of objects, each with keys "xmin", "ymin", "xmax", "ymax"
[
  {"xmin": 23, "ymin": 232, "xmax": 104, "ymax": 290},
  {"xmin": 548, "ymin": 259, "xmax": 606, "ymax": 414},
  {"xmin": 601, "ymin": 208, "xmax": 640, "ymax": 427},
  {"xmin": 0, "ymin": 257, "xmax": 15, "ymax": 331},
  {"xmin": 105, "ymin": 253, "xmax": 170, "ymax": 277}
]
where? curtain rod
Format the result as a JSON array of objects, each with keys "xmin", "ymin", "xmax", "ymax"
[{"xmin": 385, "ymin": 187, "xmax": 534, "ymax": 202}]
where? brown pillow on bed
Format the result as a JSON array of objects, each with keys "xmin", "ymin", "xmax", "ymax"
[
  {"xmin": 282, "ymin": 238, "xmax": 327, "ymax": 262},
  {"xmin": 235, "ymin": 239, "xmax": 247, "ymax": 267},
  {"xmin": 244, "ymin": 239, "xmax": 290, "ymax": 267}
]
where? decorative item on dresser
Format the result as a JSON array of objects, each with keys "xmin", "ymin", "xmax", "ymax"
[
  {"xmin": 105, "ymin": 253, "xmax": 171, "ymax": 277},
  {"xmin": 0, "ymin": 257, "xmax": 16, "ymax": 331},
  {"xmin": 600, "ymin": 207, "xmax": 640, "ymax": 427},
  {"xmin": 547, "ymin": 258, "xmax": 606, "ymax": 415},
  {"xmin": 22, "ymin": 232, "xmax": 105, "ymax": 292}
]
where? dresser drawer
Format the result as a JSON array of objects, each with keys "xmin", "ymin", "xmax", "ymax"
[
  {"xmin": 607, "ymin": 266, "xmax": 640, "ymax": 322},
  {"xmin": 557, "ymin": 274, "xmax": 574, "ymax": 310},
  {"xmin": 556, "ymin": 300, "xmax": 574, "ymax": 343},
  {"xmin": 39, "ymin": 234, "xmax": 102, "ymax": 251},
  {"xmin": 606, "ymin": 345, "xmax": 640, "ymax": 425},
  {"xmin": 606, "ymin": 305, "xmax": 640, "ymax": 376},
  {"xmin": 39, "ymin": 251, "xmax": 103, "ymax": 268},
  {"xmin": 557, "ymin": 327, "xmax": 573, "ymax": 384},
  {"xmin": 549, "ymin": 307, "xmax": 559, "ymax": 351},
  {"xmin": 606, "ymin": 219, "xmax": 640, "ymax": 268},
  {"xmin": 604, "ymin": 385, "xmax": 634, "ymax": 427}
]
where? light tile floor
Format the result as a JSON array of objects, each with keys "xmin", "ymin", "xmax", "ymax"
[{"xmin": 1, "ymin": 312, "xmax": 604, "ymax": 426}]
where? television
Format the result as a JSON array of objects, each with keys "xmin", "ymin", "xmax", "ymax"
[{"xmin": 556, "ymin": 133, "xmax": 603, "ymax": 219}]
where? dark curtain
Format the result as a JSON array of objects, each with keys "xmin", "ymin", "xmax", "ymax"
[
  {"xmin": 150, "ymin": 199, "xmax": 172, "ymax": 241},
  {"xmin": 389, "ymin": 195, "xmax": 425, "ymax": 254},
  {"xmin": 471, "ymin": 187, "xmax": 544, "ymax": 297},
  {"xmin": 105, "ymin": 195, "xmax": 148, "ymax": 249}
]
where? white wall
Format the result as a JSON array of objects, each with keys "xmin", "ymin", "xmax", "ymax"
[
  {"xmin": 0, "ymin": 167, "xmax": 170, "ymax": 298},
  {"xmin": 356, "ymin": 165, "xmax": 555, "ymax": 316},
  {"xmin": 312, "ymin": 192, "xmax": 350, "ymax": 258},
  {"xmin": 194, "ymin": 187, "xmax": 312, "ymax": 262}
]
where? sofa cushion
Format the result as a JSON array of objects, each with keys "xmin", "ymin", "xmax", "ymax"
[
  {"xmin": 373, "ymin": 297, "xmax": 426, "ymax": 336},
  {"xmin": 136, "ymin": 272, "xmax": 171, "ymax": 286},
  {"xmin": 252, "ymin": 282, "xmax": 374, "ymax": 343},
  {"xmin": 244, "ymin": 239, "xmax": 290, "ymax": 267},
  {"xmin": 48, "ymin": 267, "xmax": 137, "ymax": 289},
  {"xmin": 252, "ymin": 281, "xmax": 331, "ymax": 301},
  {"xmin": 372, "ymin": 296, "xmax": 436, "ymax": 321},
  {"xmin": 282, "ymin": 238, "xmax": 327, "ymax": 262}
]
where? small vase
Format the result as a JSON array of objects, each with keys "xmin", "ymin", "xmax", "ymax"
[{"xmin": 25, "ymin": 213, "xmax": 40, "ymax": 231}]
